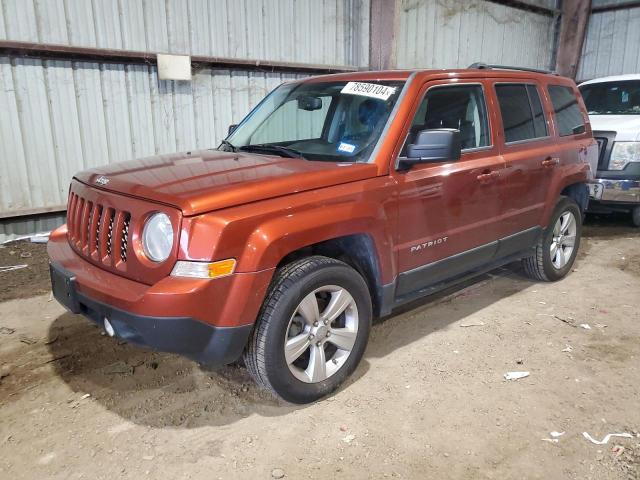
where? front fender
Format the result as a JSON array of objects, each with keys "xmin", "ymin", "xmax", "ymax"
[
  {"xmin": 178, "ymin": 176, "xmax": 398, "ymax": 283},
  {"xmin": 237, "ymin": 200, "xmax": 395, "ymax": 283}
]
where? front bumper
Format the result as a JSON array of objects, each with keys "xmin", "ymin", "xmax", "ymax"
[
  {"xmin": 47, "ymin": 225, "xmax": 274, "ymax": 366},
  {"xmin": 50, "ymin": 262, "xmax": 251, "ymax": 365},
  {"xmin": 588, "ymin": 178, "xmax": 640, "ymax": 204}
]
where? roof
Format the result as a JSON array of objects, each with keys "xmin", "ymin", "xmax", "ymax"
[{"xmin": 579, "ymin": 74, "xmax": 640, "ymax": 86}]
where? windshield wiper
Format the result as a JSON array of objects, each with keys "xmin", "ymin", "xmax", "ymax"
[
  {"xmin": 239, "ymin": 144, "xmax": 305, "ymax": 159},
  {"xmin": 219, "ymin": 139, "xmax": 237, "ymax": 152}
]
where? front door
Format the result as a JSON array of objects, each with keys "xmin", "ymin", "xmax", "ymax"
[{"xmin": 392, "ymin": 81, "xmax": 505, "ymax": 298}]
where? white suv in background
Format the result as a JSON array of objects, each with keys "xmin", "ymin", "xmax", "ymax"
[{"xmin": 579, "ymin": 74, "xmax": 640, "ymax": 226}]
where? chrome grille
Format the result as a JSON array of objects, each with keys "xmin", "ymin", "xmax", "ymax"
[{"xmin": 67, "ymin": 193, "xmax": 130, "ymax": 265}]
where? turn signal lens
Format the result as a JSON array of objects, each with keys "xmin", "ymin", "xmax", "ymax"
[
  {"xmin": 207, "ymin": 259, "xmax": 236, "ymax": 277},
  {"xmin": 171, "ymin": 259, "xmax": 236, "ymax": 279}
]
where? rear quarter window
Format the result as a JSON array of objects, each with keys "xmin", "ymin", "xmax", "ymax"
[{"xmin": 548, "ymin": 85, "xmax": 585, "ymax": 136}]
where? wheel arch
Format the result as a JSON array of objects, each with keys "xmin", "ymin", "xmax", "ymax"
[
  {"xmin": 274, "ymin": 234, "xmax": 388, "ymax": 317},
  {"xmin": 560, "ymin": 182, "xmax": 589, "ymax": 213},
  {"xmin": 542, "ymin": 177, "xmax": 589, "ymax": 227}
]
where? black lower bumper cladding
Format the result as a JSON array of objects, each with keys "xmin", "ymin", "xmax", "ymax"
[{"xmin": 49, "ymin": 262, "xmax": 251, "ymax": 366}]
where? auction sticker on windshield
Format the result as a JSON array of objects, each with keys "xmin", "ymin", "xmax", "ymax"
[{"xmin": 341, "ymin": 82, "xmax": 396, "ymax": 101}]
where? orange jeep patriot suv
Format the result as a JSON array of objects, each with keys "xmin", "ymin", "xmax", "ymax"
[{"xmin": 49, "ymin": 65, "xmax": 597, "ymax": 403}]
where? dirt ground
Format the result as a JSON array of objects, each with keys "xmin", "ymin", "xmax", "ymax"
[
  {"xmin": 1, "ymin": 220, "xmax": 639, "ymax": 480},
  {"xmin": 0, "ymin": 239, "xmax": 51, "ymax": 302}
]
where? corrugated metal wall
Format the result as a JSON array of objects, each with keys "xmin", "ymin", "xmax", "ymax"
[
  {"xmin": 395, "ymin": 0, "xmax": 556, "ymax": 70},
  {"xmin": 577, "ymin": 3, "xmax": 640, "ymax": 81},
  {"xmin": 0, "ymin": 0, "xmax": 369, "ymax": 66}
]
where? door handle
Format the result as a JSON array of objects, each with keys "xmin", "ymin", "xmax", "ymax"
[
  {"xmin": 542, "ymin": 157, "xmax": 560, "ymax": 167},
  {"xmin": 477, "ymin": 170, "xmax": 500, "ymax": 183}
]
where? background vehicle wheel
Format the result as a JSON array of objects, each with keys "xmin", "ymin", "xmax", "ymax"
[
  {"xmin": 522, "ymin": 196, "xmax": 582, "ymax": 282},
  {"xmin": 244, "ymin": 256, "xmax": 372, "ymax": 404},
  {"xmin": 632, "ymin": 206, "xmax": 640, "ymax": 227}
]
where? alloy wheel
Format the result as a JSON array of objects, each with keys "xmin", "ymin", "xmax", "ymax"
[
  {"xmin": 284, "ymin": 286, "xmax": 359, "ymax": 383},
  {"xmin": 550, "ymin": 211, "xmax": 577, "ymax": 269}
]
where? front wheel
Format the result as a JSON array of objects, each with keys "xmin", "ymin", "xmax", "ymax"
[
  {"xmin": 522, "ymin": 197, "xmax": 582, "ymax": 281},
  {"xmin": 244, "ymin": 256, "xmax": 372, "ymax": 404}
]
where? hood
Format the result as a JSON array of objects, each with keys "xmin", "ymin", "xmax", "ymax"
[
  {"xmin": 74, "ymin": 150, "xmax": 378, "ymax": 216},
  {"xmin": 589, "ymin": 114, "xmax": 640, "ymax": 141}
]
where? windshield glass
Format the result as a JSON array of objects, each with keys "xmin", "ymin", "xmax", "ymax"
[
  {"xmin": 580, "ymin": 80, "xmax": 640, "ymax": 115},
  {"xmin": 221, "ymin": 80, "xmax": 405, "ymax": 162}
]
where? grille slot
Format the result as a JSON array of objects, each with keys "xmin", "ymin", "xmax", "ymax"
[
  {"xmin": 85, "ymin": 201, "xmax": 94, "ymax": 249},
  {"xmin": 106, "ymin": 209, "xmax": 115, "ymax": 256},
  {"xmin": 595, "ymin": 137, "xmax": 608, "ymax": 169},
  {"xmin": 120, "ymin": 214, "xmax": 130, "ymax": 262},
  {"xmin": 94, "ymin": 205, "xmax": 103, "ymax": 253}
]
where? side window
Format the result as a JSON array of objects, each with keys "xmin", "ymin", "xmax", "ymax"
[
  {"xmin": 548, "ymin": 85, "xmax": 584, "ymax": 136},
  {"xmin": 401, "ymin": 85, "xmax": 490, "ymax": 155},
  {"xmin": 495, "ymin": 84, "xmax": 548, "ymax": 143}
]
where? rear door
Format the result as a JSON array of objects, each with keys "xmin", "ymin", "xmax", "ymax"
[
  {"xmin": 492, "ymin": 81, "xmax": 557, "ymax": 253},
  {"xmin": 392, "ymin": 79, "xmax": 505, "ymax": 297}
]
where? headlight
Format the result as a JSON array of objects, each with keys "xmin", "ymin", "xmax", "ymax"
[
  {"xmin": 610, "ymin": 142, "xmax": 640, "ymax": 170},
  {"xmin": 142, "ymin": 212, "xmax": 174, "ymax": 262}
]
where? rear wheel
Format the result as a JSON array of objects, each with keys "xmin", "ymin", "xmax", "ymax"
[
  {"xmin": 244, "ymin": 256, "xmax": 372, "ymax": 404},
  {"xmin": 522, "ymin": 197, "xmax": 582, "ymax": 281}
]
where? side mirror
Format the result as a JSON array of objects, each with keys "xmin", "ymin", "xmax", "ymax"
[
  {"xmin": 228, "ymin": 124, "xmax": 238, "ymax": 135},
  {"xmin": 400, "ymin": 129, "xmax": 462, "ymax": 169},
  {"xmin": 297, "ymin": 95, "xmax": 323, "ymax": 111}
]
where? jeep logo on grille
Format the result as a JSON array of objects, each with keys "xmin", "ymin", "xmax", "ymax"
[{"xmin": 95, "ymin": 176, "xmax": 109, "ymax": 186}]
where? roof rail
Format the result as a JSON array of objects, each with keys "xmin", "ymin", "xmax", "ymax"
[{"xmin": 468, "ymin": 62, "xmax": 557, "ymax": 75}]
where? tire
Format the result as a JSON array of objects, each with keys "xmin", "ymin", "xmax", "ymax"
[
  {"xmin": 522, "ymin": 196, "xmax": 582, "ymax": 282},
  {"xmin": 632, "ymin": 206, "xmax": 640, "ymax": 228},
  {"xmin": 244, "ymin": 256, "xmax": 372, "ymax": 404}
]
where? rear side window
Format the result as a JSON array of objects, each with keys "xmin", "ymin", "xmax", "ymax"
[
  {"xmin": 495, "ymin": 84, "xmax": 548, "ymax": 143},
  {"xmin": 548, "ymin": 85, "xmax": 585, "ymax": 136}
]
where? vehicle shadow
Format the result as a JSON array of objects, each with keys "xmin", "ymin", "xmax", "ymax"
[
  {"xmin": 46, "ymin": 260, "xmax": 544, "ymax": 429},
  {"xmin": 583, "ymin": 213, "xmax": 640, "ymax": 239}
]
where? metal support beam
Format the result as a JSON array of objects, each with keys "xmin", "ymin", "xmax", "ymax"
[
  {"xmin": 485, "ymin": 0, "xmax": 559, "ymax": 16},
  {"xmin": 555, "ymin": 0, "xmax": 592, "ymax": 78},
  {"xmin": 369, "ymin": 0, "xmax": 397, "ymax": 70},
  {"xmin": 592, "ymin": 1, "xmax": 640, "ymax": 12},
  {"xmin": 0, "ymin": 41, "xmax": 358, "ymax": 74}
]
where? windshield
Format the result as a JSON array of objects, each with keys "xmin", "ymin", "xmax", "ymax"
[
  {"xmin": 580, "ymin": 80, "xmax": 640, "ymax": 115},
  {"xmin": 221, "ymin": 80, "xmax": 405, "ymax": 162}
]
